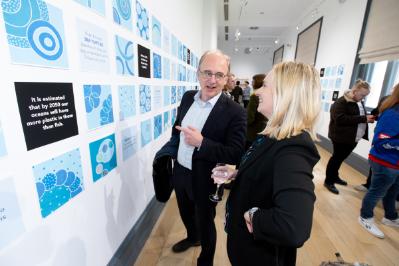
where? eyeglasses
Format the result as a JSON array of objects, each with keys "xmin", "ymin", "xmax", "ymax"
[{"xmin": 199, "ymin": 70, "xmax": 227, "ymax": 81}]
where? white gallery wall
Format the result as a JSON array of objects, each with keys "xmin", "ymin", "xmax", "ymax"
[
  {"xmin": 229, "ymin": 51, "xmax": 273, "ymax": 81},
  {"xmin": 0, "ymin": 0, "xmax": 216, "ymax": 265}
]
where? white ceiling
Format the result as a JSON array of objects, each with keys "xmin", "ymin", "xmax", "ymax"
[{"xmin": 218, "ymin": 0, "xmax": 322, "ymax": 54}]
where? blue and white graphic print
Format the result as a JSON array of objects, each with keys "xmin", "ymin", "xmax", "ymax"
[
  {"xmin": 177, "ymin": 86, "xmax": 185, "ymax": 102},
  {"xmin": 162, "ymin": 26, "xmax": 170, "ymax": 53},
  {"xmin": 113, "ymin": 0, "xmax": 132, "ymax": 30},
  {"xmin": 163, "ymin": 86, "xmax": 170, "ymax": 106},
  {"xmin": 118, "ymin": 85, "xmax": 136, "ymax": 120},
  {"xmin": 141, "ymin": 119, "xmax": 152, "ymax": 147},
  {"xmin": 153, "ymin": 52, "xmax": 162, "ymax": 79},
  {"xmin": 171, "ymin": 108, "xmax": 177, "ymax": 125},
  {"xmin": 152, "ymin": 15, "xmax": 161, "ymax": 48},
  {"xmin": 178, "ymin": 41, "xmax": 183, "ymax": 61},
  {"xmin": 32, "ymin": 149, "xmax": 84, "ymax": 218},
  {"xmin": 171, "ymin": 86, "xmax": 177, "ymax": 104},
  {"xmin": 163, "ymin": 111, "xmax": 170, "ymax": 131},
  {"xmin": 115, "ymin": 35, "xmax": 134, "ymax": 76},
  {"xmin": 171, "ymin": 34, "xmax": 178, "ymax": 58},
  {"xmin": 178, "ymin": 64, "xmax": 186, "ymax": 81},
  {"xmin": 154, "ymin": 114, "xmax": 162, "ymax": 139},
  {"xmin": 0, "ymin": 121, "xmax": 7, "ymax": 157},
  {"xmin": 139, "ymin": 85, "xmax": 151, "ymax": 114},
  {"xmin": 2, "ymin": 0, "xmax": 68, "ymax": 68},
  {"xmin": 121, "ymin": 126, "xmax": 138, "ymax": 161},
  {"xmin": 136, "ymin": 0, "xmax": 149, "ymax": 40},
  {"xmin": 89, "ymin": 134, "xmax": 117, "ymax": 182},
  {"xmin": 163, "ymin": 57, "xmax": 170, "ymax": 80},
  {"xmin": 84, "ymin": 85, "xmax": 114, "ymax": 129},
  {"xmin": 74, "ymin": 0, "xmax": 105, "ymax": 16}
]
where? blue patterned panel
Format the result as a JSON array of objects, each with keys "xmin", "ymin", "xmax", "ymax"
[
  {"xmin": 113, "ymin": 0, "xmax": 132, "ymax": 30},
  {"xmin": 177, "ymin": 86, "xmax": 185, "ymax": 102},
  {"xmin": 171, "ymin": 108, "xmax": 177, "ymax": 125},
  {"xmin": 162, "ymin": 26, "xmax": 170, "ymax": 53},
  {"xmin": 121, "ymin": 126, "xmax": 138, "ymax": 161},
  {"xmin": 178, "ymin": 64, "xmax": 186, "ymax": 81},
  {"xmin": 140, "ymin": 119, "xmax": 152, "ymax": 147},
  {"xmin": 136, "ymin": 0, "xmax": 149, "ymax": 40},
  {"xmin": 74, "ymin": 0, "xmax": 105, "ymax": 16},
  {"xmin": 84, "ymin": 85, "xmax": 114, "ymax": 129},
  {"xmin": 139, "ymin": 85, "xmax": 151, "ymax": 114},
  {"xmin": 171, "ymin": 86, "xmax": 176, "ymax": 104},
  {"xmin": 32, "ymin": 149, "xmax": 84, "ymax": 218},
  {"xmin": 115, "ymin": 35, "xmax": 134, "ymax": 76},
  {"xmin": 178, "ymin": 41, "xmax": 183, "ymax": 61},
  {"xmin": 171, "ymin": 34, "xmax": 178, "ymax": 58},
  {"xmin": 163, "ymin": 86, "xmax": 170, "ymax": 106},
  {"xmin": 163, "ymin": 57, "xmax": 170, "ymax": 80},
  {"xmin": 153, "ymin": 52, "xmax": 162, "ymax": 79},
  {"xmin": 163, "ymin": 111, "xmax": 170, "ymax": 130},
  {"xmin": 153, "ymin": 114, "xmax": 162, "ymax": 139},
  {"xmin": 0, "ymin": 121, "xmax": 7, "ymax": 157},
  {"xmin": 152, "ymin": 15, "xmax": 161, "ymax": 48},
  {"xmin": 89, "ymin": 134, "xmax": 117, "ymax": 182},
  {"xmin": 2, "ymin": 0, "xmax": 68, "ymax": 68},
  {"xmin": 118, "ymin": 85, "xmax": 136, "ymax": 120}
]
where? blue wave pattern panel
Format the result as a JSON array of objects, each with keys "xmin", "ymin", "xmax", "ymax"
[
  {"xmin": 163, "ymin": 86, "xmax": 170, "ymax": 106},
  {"xmin": 151, "ymin": 15, "xmax": 161, "ymax": 48},
  {"xmin": 153, "ymin": 114, "xmax": 162, "ymax": 139},
  {"xmin": 171, "ymin": 86, "xmax": 176, "ymax": 104},
  {"xmin": 140, "ymin": 119, "xmax": 152, "ymax": 147},
  {"xmin": 115, "ymin": 35, "xmax": 134, "ymax": 76},
  {"xmin": 1, "ymin": 0, "xmax": 68, "ymax": 68},
  {"xmin": 113, "ymin": 0, "xmax": 132, "ymax": 31},
  {"xmin": 136, "ymin": 0, "xmax": 149, "ymax": 40},
  {"xmin": 139, "ymin": 85, "xmax": 151, "ymax": 114},
  {"xmin": 163, "ymin": 57, "xmax": 170, "ymax": 80},
  {"xmin": 118, "ymin": 85, "xmax": 136, "ymax": 120},
  {"xmin": 163, "ymin": 111, "xmax": 170, "ymax": 131},
  {"xmin": 84, "ymin": 85, "xmax": 114, "ymax": 129},
  {"xmin": 177, "ymin": 86, "xmax": 185, "ymax": 102},
  {"xmin": 89, "ymin": 134, "xmax": 117, "ymax": 182},
  {"xmin": 74, "ymin": 0, "xmax": 105, "ymax": 16},
  {"xmin": 171, "ymin": 108, "xmax": 177, "ymax": 125},
  {"xmin": 162, "ymin": 26, "xmax": 170, "ymax": 53},
  {"xmin": 153, "ymin": 52, "xmax": 162, "ymax": 79},
  {"xmin": 32, "ymin": 149, "xmax": 84, "ymax": 218}
]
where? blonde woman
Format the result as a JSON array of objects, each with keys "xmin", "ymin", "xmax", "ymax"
[{"xmin": 212, "ymin": 62, "xmax": 321, "ymax": 265}]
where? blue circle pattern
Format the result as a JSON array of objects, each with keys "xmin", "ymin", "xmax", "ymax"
[
  {"xmin": 136, "ymin": 0, "xmax": 149, "ymax": 40},
  {"xmin": 100, "ymin": 95, "xmax": 114, "ymax": 125},
  {"xmin": 116, "ymin": 36, "xmax": 134, "ymax": 76},
  {"xmin": 153, "ymin": 53, "xmax": 162, "ymax": 79},
  {"xmin": 154, "ymin": 115, "xmax": 162, "ymax": 139},
  {"xmin": 36, "ymin": 169, "xmax": 83, "ymax": 218},
  {"xmin": 171, "ymin": 86, "xmax": 177, "ymax": 104},
  {"xmin": 139, "ymin": 85, "xmax": 151, "ymax": 113},
  {"xmin": 117, "ymin": 0, "xmax": 131, "ymax": 20},
  {"xmin": 27, "ymin": 20, "xmax": 63, "ymax": 60},
  {"xmin": 84, "ymin": 85, "xmax": 102, "ymax": 113},
  {"xmin": 113, "ymin": 7, "xmax": 121, "ymax": 24}
]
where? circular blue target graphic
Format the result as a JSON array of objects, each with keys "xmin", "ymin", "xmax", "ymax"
[
  {"xmin": 27, "ymin": 20, "xmax": 63, "ymax": 60},
  {"xmin": 117, "ymin": 0, "xmax": 131, "ymax": 20}
]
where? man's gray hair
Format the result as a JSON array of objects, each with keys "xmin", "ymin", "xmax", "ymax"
[{"xmin": 197, "ymin": 49, "xmax": 231, "ymax": 73}]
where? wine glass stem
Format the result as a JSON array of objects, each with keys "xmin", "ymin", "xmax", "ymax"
[{"xmin": 215, "ymin": 184, "xmax": 221, "ymax": 195}]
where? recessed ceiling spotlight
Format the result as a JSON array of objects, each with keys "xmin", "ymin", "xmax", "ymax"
[
  {"xmin": 234, "ymin": 47, "xmax": 239, "ymax": 52},
  {"xmin": 296, "ymin": 26, "xmax": 299, "ymax": 30},
  {"xmin": 249, "ymin": 26, "xmax": 259, "ymax": 30},
  {"xmin": 274, "ymin": 39, "xmax": 279, "ymax": 44}
]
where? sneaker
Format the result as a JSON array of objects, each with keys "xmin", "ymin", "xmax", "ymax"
[
  {"xmin": 381, "ymin": 217, "xmax": 399, "ymax": 227},
  {"xmin": 354, "ymin": 184, "xmax": 368, "ymax": 192},
  {"xmin": 358, "ymin": 216, "xmax": 385, "ymax": 238}
]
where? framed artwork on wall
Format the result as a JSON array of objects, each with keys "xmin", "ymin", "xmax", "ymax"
[
  {"xmin": 294, "ymin": 17, "xmax": 323, "ymax": 66},
  {"xmin": 272, "ymin": 45, "xmax": 284, "ymax": 65}
]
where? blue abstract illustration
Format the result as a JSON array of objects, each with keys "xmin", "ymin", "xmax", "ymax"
[
  {"xmin": 84, "ymin": 85, "xmax": 114, "ymax": 129},
  {"xmin": 32, "ymin": 149, "xmax": 84, "ymax": 218},
  {"xmin": 118, "ymin": 85, "xmax": 136, "ymax": 120},
  {"xmin": 338, "ymin": 64, "xmax": 344, "ymax": 76},
  {"xmin": 331, "ymin": 66, "xmax": 337, "ymax": 76},
  {"xmin": 154, "ymin": 114, "xmax": 162, "ymax": 139},
  {"xmin": 74, "ymin": 0, "xmax": 105, "ymax": 16},
  {"xmin": 171, "ymin": 108, "xmax": 177, "ymax": 125},
  {"xmin": 163, "ymin": 86, "xmax": 170, "ymax": 106},
  {"xmin": 163, "ymin": 57, "xmax": 170, "ymax": 80},
  {"xmin": 178, "ymin": 41, "xmax": 183, "ymax": 61},
  {"xmin": 183, "ymin": 45, "xmax": 187, "ymax": 62},
  {"xmin": 177, "ymin": 86, "xmax": 185, "ymax": 102},
  {"xmin": 139, "ymin": 85, "xmax": 151, "ymax": 114},
  {"xmin": 115, "ymin": 35, "xmax": 134, "ymax": 76},
  {"xmin": 335, "ymin": 78, "xmax": 342, "ymax": 89},
  {"xmin": 0, "ymin": 121, "xmax": 7, "ymax": 157},
  {"xmin": 89, "ymin": 134, "xmax": 117, "ymax": 182},
  {"xmin": 2, "ymin": 0, "xmax": 68, "ymax": 68},
  {"xmin": 178, "ymin": 64, "xmax": 186, "ymax": 81},
  {"xmin": 153, "ymin": 52, "xmax": 162, "ymax": 79},
  {"xmin": 113, "ymin": 0, "xmax": 132, "ymax": 31},
  {"xmin": 152, "ymin": 86, "xmax": 162, "ymax": 111},
  {"xmin": 171, "ymin": 86, "xmax": 177, "ymax": 104},
  {"xmin": 136, "ymin": 0, "xmax": 149, "ymax": 40},
  {"xmin": 171, "ymin": 34, "xmax": 178, "ymax": 58},
  {"xmin": 0, "ymin": 178, "xmax": 25, "ymax": 249},
  {"xmin": 152, "ymin": 15, "xmax": 161, "ymax": 48},
  {"xmin": 162, "ymin": 26, "xmax": 170, "ymax": 53},
  {"xmin": 121, "ymin": 126, "xmax": 138, "ymax": 161},
  {"xmin": 163, "ymin": 111, "xmax": 170, "ymax": 131},
  {"xmin": 141, "ymin": 119, "xmax": 152, "ymax": 147},
  {"xmin": 171, "ymin": 62, "xmax": 176, "ymax": 80}
]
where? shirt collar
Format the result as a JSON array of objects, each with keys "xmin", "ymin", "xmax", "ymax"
[{"xmin": 194, "ymin": 90, "xmax": 222, "ymax": 107}]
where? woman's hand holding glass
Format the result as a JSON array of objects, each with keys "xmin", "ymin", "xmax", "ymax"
[{"xmin": 209, "ymin": 164, "xmax": 237, "ymax": 202}]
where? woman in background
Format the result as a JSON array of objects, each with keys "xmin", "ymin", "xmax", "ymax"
[{"xmin": 213, "ymin": 61, "xmax": 321, "ymax": 265}]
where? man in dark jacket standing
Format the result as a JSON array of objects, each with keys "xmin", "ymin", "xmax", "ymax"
[
  {"xmin": 164, "ymin": 50, "xmax": 246, "ymax": 266},
  {"xmin": 324, "ymin": 80, "xmax": 375, "ymax": 194}
]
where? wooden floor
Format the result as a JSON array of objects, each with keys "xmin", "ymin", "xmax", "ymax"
[{"xmin": 135, "ymin": 146, "xmax": 399, "ymax": 266}]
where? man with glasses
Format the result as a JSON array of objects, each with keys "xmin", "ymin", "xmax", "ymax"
[{"xmin": 162, "ymin": 50, "xmax": 246, "ymax": 265}]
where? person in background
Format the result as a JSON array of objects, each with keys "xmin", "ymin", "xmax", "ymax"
[
  {"xmin": 358, "ymin": 83, "xmax": 399, "ymax": 239},
  {"xmin": 324, "ymin": 80, "xmax": 375, "ymax": 195},
  {"xmin": 245, "ymin": 74, "xmax": 268, "ymax": 150},
  {"xmin": 213, "ymin": 61, "xmax": 321, "ymax": 265},
  {"xmin": 163, "ymin": 50, "xmax": 246, "ymax": 266},
  {"xmin": 242, "ymin": 81, "xmax": 252, "ymax": 108},
  {"xmin": 231, "ymin": 80, "xmax": 243, "ymax": 104},
  {"xmin": 223, "ymin": 73, "xmax": 235, "ymax": 100}
]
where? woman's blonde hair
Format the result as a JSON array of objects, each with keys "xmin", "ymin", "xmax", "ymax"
[
  {"xmin": 379, "ymin": 83, "xmax": 399, "ymax": 114},
  {"xmin": 262, "ymin": 61, "xmax": 321, "ymax": 140}
]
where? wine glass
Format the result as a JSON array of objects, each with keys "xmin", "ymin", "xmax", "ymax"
[{"xmin": 209, "ymin": 163, "xmax": 229, "ymax": 202}]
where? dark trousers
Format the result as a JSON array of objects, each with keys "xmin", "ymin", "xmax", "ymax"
[
  {"xmin": 325, "ymin": 141, "xmax": 357, "ymax": 184},
  {"xmin": 172, "ymin": 162, "xmax": 217, "ymax": 266}
]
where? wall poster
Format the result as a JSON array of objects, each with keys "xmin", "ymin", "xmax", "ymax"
[
  {"xmin": 138, "ymin": 44, "xmax": 151, "ymax": 78},
  {"xmin": 115, "ymin": 35, "xmax": 134, "ymax": 76},
  {"xmin": 84, "ymin": 85, "xmax": 114, "ymax": 130},
  {"xmin": 15, "ymin": 82, "xmax": 78, "ymax": 151},
  {"xmin": 89, "ymin": 134, "xmax": 117, "ymax": 182},
  {"xmin": 113, "ymin": 0, "xmax": 133, "ymax": 31}
]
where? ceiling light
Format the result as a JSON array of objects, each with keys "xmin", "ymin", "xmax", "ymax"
[
  {"xmin": 249, "ymin": 26, "xmax": 259, "ymax": 30},
  {"xmin": 234, "ymin": 47, "xmax": 239, "ymax": 52},
  {"xmin": 274, "ymin": 39, "xmax": 279, "ymax": 44},
  {"xmin": 296, "ymin": 26, "xmax": 299, "ymax": 30}
]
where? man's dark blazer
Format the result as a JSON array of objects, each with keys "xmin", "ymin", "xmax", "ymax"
[{"xmin": 170, "ymin": 90, "xmax": 246, "ymax": 203}]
